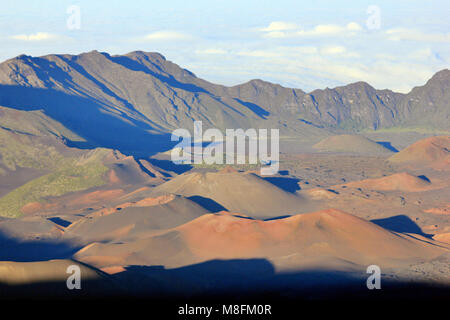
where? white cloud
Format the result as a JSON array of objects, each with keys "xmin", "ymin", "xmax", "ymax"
[
  {"xmin": 237, "ymin": 50, "xmax": 282, "ymax": 58},
  {"xmin": 205, "ymin": 45, "xmax": 438, "ymax": 93},
  {"xmin": 320, "ymin": 46, "xmax": 346, "ymax": 55},
  {"xmin": 408, "ymin": 48, "xmax": 433, "ymax": 60},
  {"xmin": 290, "ymin": 46, "xmax": 318, "ymax": 54},
  {"xmin": 260, "ymin": 22, "xmax": 362, "ymax": 38},
  {"xmin": 137, "ymin": 31, "xmax": 192, "ymax": 41},
  {"xmin": 10, "ymin": 32, "xmax": 60, "ymax": 41},
  {"xmin": 195, "ymin": 48, "xmax": 227, "ymax": 55},
  {"xmin": 300, "ymin": 22, "xmax": 362, "ymax": 36},
  {"xmin": 259, "ymin": 21, "xmax": 299, "ymax": 32},
  {"xmin": 386, "ymin": 28, "xmax": 450, "ymax": 43}
]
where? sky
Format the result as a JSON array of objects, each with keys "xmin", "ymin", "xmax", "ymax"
[{"xmin": 0, "ymin": 0, "xmax": 449, "ymax": 92}]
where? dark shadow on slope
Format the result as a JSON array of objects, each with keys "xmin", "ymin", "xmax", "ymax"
[
  {"xmin": 110, "ymin": 259, "xmax": 450, "ymax": 301},
  {"xmin": 2, "ymin": 256, "xmax": 450, "ymax": 301},
  {"xmin": 371, "ymin": 215, "xmax": 433, "ymax": 239},
  {"xmin": 147, "ymin": 158, "xmax": 192, "ymax": 175},
  {"xmin": 298, "ymin": 118, "xmax": 324, "ymax": 128},
  {"xmin": 0, "ymin": 230, "xmax": 81, "ymax": 262},
  {"xmin": 417, "ymin": 175, "xmax": 431, "ymax": 183},
  {"xmin": 110, "ymin": 55, "xmax": 209, "ymax": 94},
  {"xmin": 376, "ymin": 141, "xmax": 399, "ymax": 152},
  {"xmin": 0, "ymin": 277, "xmax": 123, "ymax": 300},
  {"xmin": 263, "ymin": 176, "xmax": 301, "ymax": 193},
  {"xmin": 0, "ymin": 84, "xmax": 175, "ymax": 157},
  {"xmin": 115, "ymin": 259, "xmax": 366, "ymax": 299},
  {"xmin": 47, "ymin": 217, "xmax": 72, "ymax": 228},
  {"xmin": 59, "ymin": 55, "xmax": 156, "ymax": 123},
  {"xmin": 135, "ymin": 159, "xmax": 156, "ymax": 178},
  {"xmin": 187, "ymin": 196, "xmax": 228, "ymax": 213},
  {"xmin": 234, "ymin": 98, "xmax": 270, "ymax": 119},
  {"xmin": 264, "ymin": 215, "xmax": 291, "ymax": 221}
]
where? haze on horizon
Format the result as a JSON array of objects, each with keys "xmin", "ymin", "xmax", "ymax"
[{"xmin": 0, "ymin": 0, "xmax": 449, "ymax": 92}]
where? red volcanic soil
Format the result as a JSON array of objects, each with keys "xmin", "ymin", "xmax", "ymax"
[
  {"xmin": 20, "ymin": 202, "xmax": 57, "ymax": 215},
  {"xmin": 219, "ymin": 166, "xmax": 239, "ymax": 174},
  {"xmin": 433, "ymin": 233, "xmax": 450, "ymax": 244},
  {"xmin": 74, "ymin": 209, "xmax": 447, "ymax": 271},
  {"xmin": 90, "ymin": 194, "xmax": 177, "ymax": 217},
  {"xmin": 20, "ymin": 202, "xmax": 44, "ymax": 215},
  {"xmin": 100, "ymin": 265, "xmax": 127, "ymax": 275},
  {"xmin": 336, "ymin": 172, "xmax": 439, "ymax": 192},
  {"xmin": 177, "ymin": 209, "xmax": 443, "ymax": 262},
  {"xmin": 67, "ymin": 189, "xmax": 126, "ymax": 207},
  {"xmin": 108, "ymin": 169, "xmax": 121, "ymax": 184},
  {"xmin": 304, "ymin": 188, "xmax": 339, "ymax": 200},
  {"xmin": 388, "ymin": 135, "xmax": 450, "ymax": 169},
  {"xmin": 134, "ymin": 194, "xmax": 176, "ymax": 207},
  {"xmin": 424, "ymin": 205, "xmax": 450, "ymax": 215}
]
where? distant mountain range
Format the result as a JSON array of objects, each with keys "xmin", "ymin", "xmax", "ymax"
[{"xmin": 0, "ymin": 50, "xmax": 448, "ymax": 156}]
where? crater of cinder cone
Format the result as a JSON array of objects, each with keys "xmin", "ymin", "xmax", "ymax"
[
  {"xmin": 388, "ymin": 135, "xmax": 450, "ymax": 169},
  {"xmin": 337, "ymin": 172, "xmax": 439, "ymax": 192},
  {"xmin": 152, "ymin": 171, "xmax": 315, "ymax": 218}
]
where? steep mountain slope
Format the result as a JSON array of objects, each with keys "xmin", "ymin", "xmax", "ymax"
[
  {"xmin": 0, "ymin": 51, "xmax": 447, "ymax": 159},
  {"xmin": 0, "ymin": 106, "xmax": 83, "ymax": 141},
  {"xmin": 396, "ymin": 70, "xmax": 450, "ymax": 130}
]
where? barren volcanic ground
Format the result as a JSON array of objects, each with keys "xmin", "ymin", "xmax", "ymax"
[
  {"xmin": 0, "ymin": 52, "xmax": 449, "ymax": 301},
  {"xmin": 0, "ymin": 134, "xmax": 449, "ymax": 300}
]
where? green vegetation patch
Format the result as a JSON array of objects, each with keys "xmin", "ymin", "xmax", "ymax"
[
  {"xmin": 0, "ymin": 162, "xmax": 108, "ymax": 218},
  {"xmin": 0, "ymin": 130, "xmax": 69, "ymax": 171}
]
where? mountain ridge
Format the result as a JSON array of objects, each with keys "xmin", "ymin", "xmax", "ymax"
[{"xmin": 0, "ymin": 51, "xmax": 448, "ymax": 157}]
